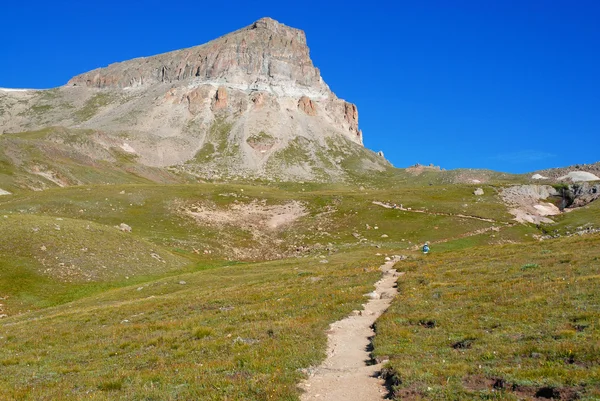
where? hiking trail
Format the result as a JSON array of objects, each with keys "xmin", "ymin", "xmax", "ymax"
[{"xmin": 299, "ymin": 257, "xmax": 402, "ymax": 400}]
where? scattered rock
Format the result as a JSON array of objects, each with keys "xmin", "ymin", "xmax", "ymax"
[
  {"xmin": 381, "ymin": 234, "xmax": 388, "ymax": 238},
  {"xmin": 474, "ymin": 188, "xmax": 484, "ymax": 196},
  {"xmin": 0, "ymin": 189, "xmax": 11, "ymax": 196},
  {"xmin": 233, "ymin": 336, "xmax": 259, "ymax": 345},
  {"xmin": 117, "ymin": 223, "xmax": 132, "ymax": 233},
  {"xmin": 179, "ymin": 281, "xmax": 187, "ymax": 285},
  {"xmin": 363, "ymin": 291, "xmax": 380, "ymax": 300},
  {"xmin": 531, "ymin": 173, "xmax": 548, "ymax": 180}
]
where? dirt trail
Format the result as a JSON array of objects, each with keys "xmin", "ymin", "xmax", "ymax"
[
  {"xmin": 299, "ymin": 258, "xmax": 402, "ymax": 401},
  {"xmin": 372, "ymin": 200, "xmax": 505, "ymax": 224}
]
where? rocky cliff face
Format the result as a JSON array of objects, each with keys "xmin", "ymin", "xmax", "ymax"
[
  {"xmin": 68, "ymin": 18, "xmax": 326, "ymax": 95},
  {"xmin": 0, "ymin": 18, "xmax": 389, "ymax": 183}
]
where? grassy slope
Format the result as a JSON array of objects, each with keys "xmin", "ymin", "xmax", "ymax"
[
  {"xmin": 375, "ymin": 234, "xmax": 600, "ymax": 400},
  {"xmin": 0, "ymin": 176, "xmax": 596, "ymax": 400},
  {"xmin": 0, "ymin": 251, "xmax": 382, "ymax": 400},
  {"xmin": 0, "ymin": 127, "xmax": 183, "ymax": 194}
]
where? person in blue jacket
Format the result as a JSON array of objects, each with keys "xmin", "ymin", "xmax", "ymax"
[{"xmin": 422, "ymin": 243, "xmax": 430, "ymax": 254}]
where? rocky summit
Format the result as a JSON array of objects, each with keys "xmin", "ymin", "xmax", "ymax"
[{"xmin": 0, "ymin": 18, "xmax": 389, "ymax": 184}]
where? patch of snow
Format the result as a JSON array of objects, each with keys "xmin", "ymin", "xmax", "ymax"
[
  {"xmin": 531, "ymin": 174, "xmax": 548, "ymax": 180},
  {"xmin": 533, "ymin": 203, "xmax": 561, "ymax": 216},
  {"xmin": 0, "ymin": 88, "xmax": 32, "ymax": 92},
  {"xmin": 558, "ymin": 171, "xmax": 600, "ymax": 182},
  {"xmin": 0, "ymin": 188, "xmax": 11, "ymax": 196},
  {"xmin": 120, "ymin": 143, "xmax": 137, "ymax": 153},
  {"xmin": 471, "ymin": 179, "xmax": 481, "ymax": 183}
]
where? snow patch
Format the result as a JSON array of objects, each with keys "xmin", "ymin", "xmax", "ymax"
[
  {"xmin": 0, "ymin": 188, "xmax": 11, "ymax": 196},
  {"xmin": 120, "ymin": 143, "xmax": 137, "ymax": 153},
  {"xmin": 0, "ymin": 88, "xmax": 33, "ymax": 92},
  {"xmin": 558, "ymin": 171, "xmax": 600, "ymax": 182},
  {"xmin": 533, "ymin": 203, "xmax": 561, "ymax": 216},
  {"xmin": 531, "ymin": 174, "xmax": 548, "ymax": 180}
]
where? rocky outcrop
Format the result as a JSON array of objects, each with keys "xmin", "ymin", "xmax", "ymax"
[
  {"xmin": 563, "ymin": 182, "xmax": 600, "ymax": 208},
  {"xmin": 185, "ymin": 87, "xmax": 210, "ymax": 115},
  {"xmin": 344, "ymin": 102, "xmax": 360, "ymax": 136},
  {"xmin": 298, "ymin": 96, "xmax": 317, "ymax": 116},
  {"xmin": 501, "ymin": 183, "xmax": 600, "ymax": 224},
  {"xmin": 67, "ymin": 17, "xmax": 328, "ymax": 98},
  {"xmin": 212, "ymin": 86, "xmax": 228, "ymax": 111},
  {"xmin": 251, "ymin": 92, "xmax": 266, "ymax": 108}
]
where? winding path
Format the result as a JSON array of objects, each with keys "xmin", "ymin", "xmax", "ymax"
[{"xmin": 299, "ymin": 258, "xmax": 402, "ymax": 400}]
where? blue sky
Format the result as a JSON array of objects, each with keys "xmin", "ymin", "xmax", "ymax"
[{"xmin": 2, "ymin": 1, "xmax": 599, "ymax": 173}]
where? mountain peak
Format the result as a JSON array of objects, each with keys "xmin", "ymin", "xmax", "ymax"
[
  {"xmin": 67, "ymin": 17, "xmax": 326, "ymax": 98},
  {"xmin": 0, "ymin": 18, "xmax": 387, "ymax": 183}
]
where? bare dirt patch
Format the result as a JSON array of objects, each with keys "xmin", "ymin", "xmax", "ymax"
[
  {"xmin": 177, "ymin": 199, "xmax": 309, "ymax": 259},
  {"xmin": 180, "ymin": 199, "xmax": 307, "ymax": 233}
]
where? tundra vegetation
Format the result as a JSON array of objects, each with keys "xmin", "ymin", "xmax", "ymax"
[
  {"xmin": 0, "ymin": 176, "xmax": 597, "ymax": 400},
  {"xmin": 1, "ymin": 16, "xmax": 597, "ymax": 399}
]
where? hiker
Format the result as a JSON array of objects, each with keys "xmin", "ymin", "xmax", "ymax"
[{"xmin": 422, "ymin": 243, "xmax": 430, "ymax": 254}]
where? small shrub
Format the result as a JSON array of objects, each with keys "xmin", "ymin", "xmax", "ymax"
[
  {"xmin": 98, "ymin": 379, "xmax": 123, "ymax": 391},
  {"xmin": 193, "ymin": 327, "xmax": 213, "ymax": 339},
  {"xmin": 521, "ymin": 263, "xmax": 539, "ymax": 270}
]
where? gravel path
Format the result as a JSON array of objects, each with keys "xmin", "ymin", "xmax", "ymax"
[{"xmin": 299, "ymin": 258, "xmax": 402, "ymax": 400}]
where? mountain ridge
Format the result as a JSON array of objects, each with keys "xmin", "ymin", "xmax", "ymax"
[{"xmin": 0, "ymin": 17, "xmax": 392, "ymax": 184}]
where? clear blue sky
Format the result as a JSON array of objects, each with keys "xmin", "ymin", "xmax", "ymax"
[{"xmin": 2, "ymin": 1, "xmax": 599, "ymax": 173}]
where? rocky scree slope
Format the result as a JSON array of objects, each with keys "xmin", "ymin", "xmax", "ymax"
[{"xmin": 0, "ymin": 18, "xmax": 389, "ymax": 183}]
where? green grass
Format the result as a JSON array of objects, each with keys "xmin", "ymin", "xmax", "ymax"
[
  {"xmin": 0, "ymin": 173, "xmax": 597, "ymax": 400},
  {"xmin": 0, "ymin": 250, "xmax": 382, "ymax": 400},
  {"xmin": 374, "ymin": 234, "xmax": 600, "ymax": 400},
  {"xmin": 0, "ymin": 183, "xmax": 518, "ymax": 264}
]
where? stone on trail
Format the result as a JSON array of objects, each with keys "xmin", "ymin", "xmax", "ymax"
[{"xmin": 364, "ymin": 291, "xmax": 380, "ymax": 300}]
